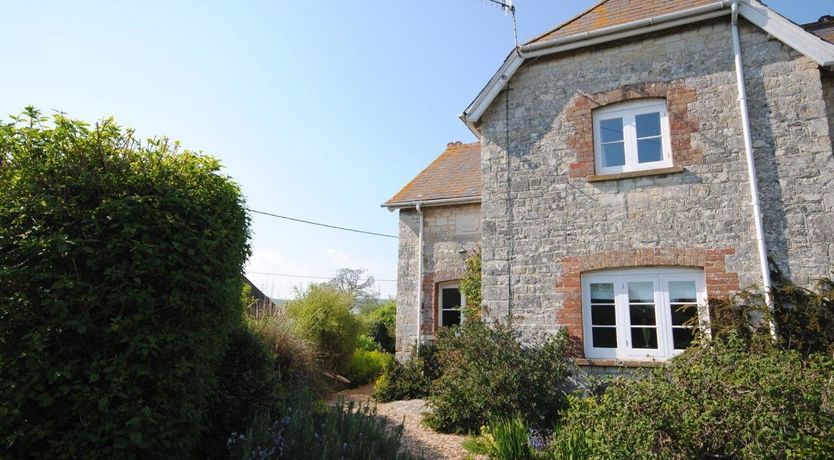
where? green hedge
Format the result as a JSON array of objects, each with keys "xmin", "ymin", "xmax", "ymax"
[
  {"xmin": 0, "ymin": 108, "xmax": 250, "ymax": 458},
  {"xmin": 555, "ymin": 337, "xmax": 834, "ymax": 459}
]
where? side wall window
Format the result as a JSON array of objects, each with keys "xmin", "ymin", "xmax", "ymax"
[
  {"xmin": 438, "ymin": 281, "xmax": 466, "ymax": 327},
  {"xmin": 592, "ymin": 99, "xmax": 673, "ymax": 175},
  {"xmin": 582, "ymin": 267, "xmax": 706, "ymax": 360}
]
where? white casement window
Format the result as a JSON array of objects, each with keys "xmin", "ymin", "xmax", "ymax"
[
  {"xmin": 582, "ymin": 268, "xmax": 707, "ymax": 361},
  {"xmin": 592, "ymin": 99, "xmax": 673, "ymax": 175},
  {"xmin": 438, "ymin": 281, "xmax": 466, "ymax": 327}
]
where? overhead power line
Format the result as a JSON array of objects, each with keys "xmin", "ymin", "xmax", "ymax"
[
  {"xmin": 248, "ymin": 208, "xmax": 398, "ymax": 239},
  {"xmin": 248, "ymin": 271, "xmax": 396, "ymax": 282}
]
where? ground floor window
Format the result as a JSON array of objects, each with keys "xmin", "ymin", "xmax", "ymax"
[
  {"xmin": 438, "ymin": 281, "xmax": 466, "ymax": 327},
  {"xmin": 582, "ymin": 267, "xmax": 706, "ymax": 360}
]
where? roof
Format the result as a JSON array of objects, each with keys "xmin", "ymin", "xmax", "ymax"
[
  {"xmin": 527, "ymin": 0, "xmax": 718, "ymax": 46},
  {"xmin": 461, "ymin": 0, "xmax": 834, "ymax": 137},
  {"xmin": 804, "ymin": 15, "xmax": 834, "ymax": 44},
  {"xmin": 384, "ymin": 142, "xmax": 481, "ymax": 209}
]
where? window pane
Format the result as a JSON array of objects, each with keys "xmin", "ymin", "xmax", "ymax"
[
  {"xmin": 442, "ymin": 288, "xmax": 461, "ymax": 310},
  {"xmin": 636, "ymin": 112, "xmax": 661, "ymax": 138},
  {"xmin": 592, "ymin": 327, "xmax": 617, "ymax": 348},
  {"xmin": 671, "ymin": 304, "xmax": 698, "ymax": 326},
  {"xmin": 630, "ymin": 304, "xmax": 656, "ymax": 326},
  {"xmin": 590, "ymin": 283, "xmax": 615, "ymax": 303},
  {"xmin": 628, "ymin": 282, "xmax": 654, "ymax": 303},
  {"xmin": 637, "ymin": 138, "xmax": 663, "ymax": 163},
  {"xmin": 591, "ymin": 304, "xmax": 616, "ymax": 326},
  {"xmin": 669, "ymin": 281, "xmax": 697, "ymax": 303},
  {"xmin": 631, "ymin": 327, "xmax": 658, "ymax": 349},
  {"xmin": 600, "ymin": 118, "xmax": 624, "ymax": 142},
  {"xmin": 442, "ymin": 309, "xmax": 461, "ymax": 326},
  {"xmin": 603, "ymin": 142, "xmax": 625, "ymax": 167},
  {"xmin": 673, "ymin": 328, "xmax": 695, "ymax": 350}
]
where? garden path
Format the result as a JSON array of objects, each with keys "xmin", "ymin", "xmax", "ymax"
[{"xmin": 335, "ymin": 385, "xmax": 479, "ymax": 460}]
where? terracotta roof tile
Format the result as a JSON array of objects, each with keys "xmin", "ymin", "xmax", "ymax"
[
  {"xmin": 526, "ymin": 0, "xmax": 719, "ymax": 45},
  {"xmin": 385, "ymin": 142, "xmax": 480, "ymax": 207},
  {"xmin": 803, "ymin": 15, "xmax": 834, "ymax": 44}
]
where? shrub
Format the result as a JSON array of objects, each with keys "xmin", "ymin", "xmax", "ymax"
[
  {"xmin": 557, "ymin": 337, "xmax": 834, "ymax": 459},
  {"xmin": 425, "ymin": 321, "xmax": 572, "ymax": 434},
  {"xmin": 356, "ymin": 334, "xmax": 382, "ymax": 352},
  {"xmin": 373, "ymin": 345, "xmax": 440, "ymax": 402},
  {"xmin": 708, "ymin": 271, "xmax": 834, "ymax": 357},
  {"xmin": 0, "ymin": 109, "xmax": 250, "ymax": 459},
  {"xmin": 360, "ymin": 300, "xmax": 396, "ymax": 353},
  {"xmin": 198, "ymin": 326, "xmax": 276, "ymax": 459},
  {"xmin": 230, "ymin": 390, "xmax": 417, "ymax": 460},
  {"xmin": 469, "ymin": 417, "xmax": 535, "ymax": 460},
  {"xmin": 346, "ymin": 349, "xmax": 393, "ymax": 387},
  {"xmin": 248, "ymin": 309, "xmax": 328, "ymax": 394},
  {"xmin": 285, "ymin": 284, "xmax": 361, "ymax": 374}
]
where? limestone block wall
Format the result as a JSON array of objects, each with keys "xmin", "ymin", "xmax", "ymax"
[
  {"xmin": 394, "ymin": 203, "xmax": 481, "ymax": 360},
  {"xmin": 476, "ymin": 18, "xmax": 834, "ymax": 345}
]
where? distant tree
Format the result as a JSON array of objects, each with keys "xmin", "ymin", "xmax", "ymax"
[{"xmin": 329, "ymin": 268, "xmax": 380, "ymax": 312}]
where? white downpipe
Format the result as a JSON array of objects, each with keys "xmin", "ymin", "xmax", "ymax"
[
  {"xmin": 730, "ymin": 1, "xmax": 777, "ymax": 339},
  {"xmin": 415, "ymin": 202, "xmax": 424, "ymax": 354}
]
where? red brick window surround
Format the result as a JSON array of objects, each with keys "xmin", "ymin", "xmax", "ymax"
[
  {"xmin": 555, "ymin": 248, "xmax": 739, "ymax": 355},
  {"xmin": 421, "ymin": 270, "xmax": 465, "ymax": 333},
  {"xmin": 566, "ymin": 81, "xmax": 702, "ymax": 179}
]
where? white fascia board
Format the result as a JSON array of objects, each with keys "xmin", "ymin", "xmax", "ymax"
[
  {"xmin": 382, "ymin": 196, "xmax": 482, "ymax": 210},
  {"xmin": 460, "ymin": 52, "xmax": 524, "ymax": 134},
  {"xmin": 740, "ymin": 0, "xmax": 834, "ymax": 67}
]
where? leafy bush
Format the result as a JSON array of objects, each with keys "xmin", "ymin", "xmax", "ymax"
[
  {"xmin": 198, "ymin": 326, "xmax": 276, "ymax": 459},
  {"xmin": 285, "ymin": 284, "xmax": 361, "ymax": 374},
  {"xmin": 357, "ymin": 334, "xmax": 382, "ymax": 352},
  {"xmin": 346, "ymin": 349, "xmax": 393, "ymax": 387},
  {"xmin": 465, "ymin": 417, "xmax": 535, "ymax": 460},
  {"xmin": 360, "ymin": 300, "xmax": 396, "ymax": 353},
  {"xmin": 557, "ymin": 337, "xmax": 834, "ymax": 459},
  {"xmin": 708, "ymin": 271, "xmax": 834, "ymax": 357},
  {"xmin": 425, "ymin": 321, "xmax": 572, "ymax": 434},
  {"xmin": 0, "ymin": 109, "xmax": 250, "ymax": 459},
  {"xmin": 230, "ymin": 390, "xmax": 417, "ymax": 460},
  {"xmin": 373, "ymin": 345, "xmax": 440, "ymax": 402}
]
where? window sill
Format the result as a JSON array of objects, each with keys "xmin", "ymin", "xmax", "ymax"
[
  {"xmin": 574, "ymin": 358, "xmax": 667, "ymax": 368},
  {"xmin": 587, "ymin": 165, "xmax": 685, "ymax": 183}
]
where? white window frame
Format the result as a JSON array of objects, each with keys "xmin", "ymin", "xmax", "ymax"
[
  {"xmin": 581, "ymin": 267, "xmax": 707, "ymax": 361},
  {"xmin": 438, "ymin": 281, "xmax": 466, "ymax": 328},
  {"xmin": 592, "ymin": 99, "xmax": 673, "ymax": 175}
]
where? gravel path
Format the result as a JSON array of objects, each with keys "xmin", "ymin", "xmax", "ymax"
[{"xmin": 335, "ymin": 385, "xmax": 477, "ymax": 460}]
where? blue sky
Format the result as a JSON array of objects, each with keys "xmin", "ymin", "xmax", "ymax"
[{"xmin": 2, "ymin": 0, "xmax": 828, "ymax": 299}]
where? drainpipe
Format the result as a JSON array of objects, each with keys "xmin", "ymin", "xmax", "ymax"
[
  {"xmin": 415, "ymin": 202, "xmax": 424, "ymax": 354},
  {"xmin": 730, "ymin": 1, "xmax": 777, "ymax": 339}
]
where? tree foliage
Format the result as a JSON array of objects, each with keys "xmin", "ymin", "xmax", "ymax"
[
  {"xmin": 285, "ymin": 283, "xmax": 361, "ymax": 374},
  {"xmin": 0, "ymin": 108, "xmax": 251, "ymax": 459}
]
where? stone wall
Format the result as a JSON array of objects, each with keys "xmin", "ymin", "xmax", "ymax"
[
  {"xmin": 395, "ymin": 203, "xmax": 481, "ymax": 360},
  {"xmin": 477, "ymin": 18, "xmax": 834, "ymax": 344}
]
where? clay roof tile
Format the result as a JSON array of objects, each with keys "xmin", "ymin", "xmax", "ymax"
[{"xmin": 385, "ymin": 142, "xmax": 480, "ymax": 207}]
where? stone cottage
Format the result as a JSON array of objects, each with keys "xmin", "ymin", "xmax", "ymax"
[{"xmin": 384, "ymin": 0, "xmax": 834, "ymax": 368}]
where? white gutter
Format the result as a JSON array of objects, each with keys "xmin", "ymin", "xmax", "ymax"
[
  {"xmin": 730, "ymin": 1, "xmax": 777, "ymax": 339},
  {"xmin": 521, "ymin": 1, "xmax": 732, "ymax": 54},
  {"xmin": 383, "ymin": 196, "xmax": 481, "ymax": 211},
  {"xmin": 415, "ymin": 202, "xmax": 424, "ymax": 354}
]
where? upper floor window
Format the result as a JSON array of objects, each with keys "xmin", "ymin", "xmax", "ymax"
[
  {"xmin": 438, "ymin": 281, "xmax": 466, "ymax": 327},
  {"xmin": 593, "ymin": 99, "xmax": 673, "ymax": 175},
  {"xmin": 582, "ymin": 268, "xmax": 706, "ymax": 361}
]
